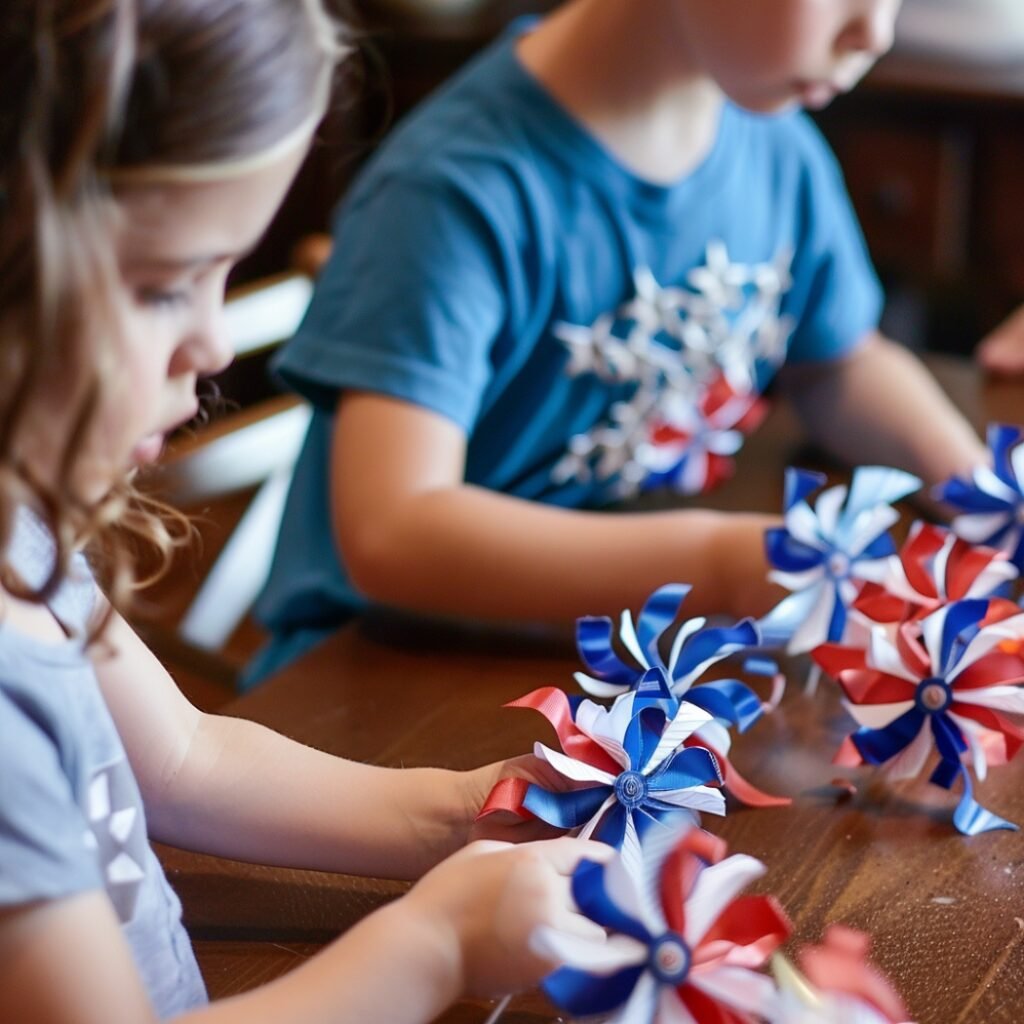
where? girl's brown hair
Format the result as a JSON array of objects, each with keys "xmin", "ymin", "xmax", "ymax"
[{"xmin": 0, "ymin": 0, "xmax": 347, "ymax": 619}]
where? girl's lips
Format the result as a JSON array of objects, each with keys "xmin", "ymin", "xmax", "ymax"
[{"xmin": 132, "ymin": 402, "xmax": 199, "ymax": 466}]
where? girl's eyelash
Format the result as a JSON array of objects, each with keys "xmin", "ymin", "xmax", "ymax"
[{"xmin": 138, "ymin": 287, "xmax": 192, "ymax": 310}]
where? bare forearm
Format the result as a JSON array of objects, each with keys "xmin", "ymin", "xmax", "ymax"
[
  {"xmin": 781, "ymin": 334, "xmax": 985, "ymax": 484},
  {"xmin": 179, "ymin": 902, "xmax": 458, "ymax": 1024},
  {"xmin": 149, "ymin": 715, "xmax": 478, "ymax": 879},
  {"xmin": 344, "ymin": 493, "xmax": 781, "ymax": 624}
]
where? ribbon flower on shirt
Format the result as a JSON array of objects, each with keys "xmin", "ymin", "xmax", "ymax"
[
  {"xmin": 641, "ymin": 374, "xmax": 770, "ymax": 495},
  {"xmin": 813, "ymin": 598, "xmax": 1024, "ymax": 834},
  {"xmin": 479, "ymin": 680, "xmax": 724, "ymax": 864},
  {"xmin": 536, "ymin": 827, "xmax": 791, "ymax": 1024},
  {"xmin": 936, "ymin": 423, "xmax": 1024, "ymax": 572},
  {"xmin": 759, "ymin": 467, "xmax": 921, "ymax": 654},
  {"xmin": 573, "ymin": 583, "xmax": 788, "ymax": 807}
]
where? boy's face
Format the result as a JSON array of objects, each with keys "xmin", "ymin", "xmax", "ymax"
[{"xmin": 674, "ymin": 0, "xmax": 902, "ymax": 113}]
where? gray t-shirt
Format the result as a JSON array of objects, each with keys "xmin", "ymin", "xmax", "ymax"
[{"xmin": 0, "ymin": 509, "xmax": 207, "ymax": 1017}]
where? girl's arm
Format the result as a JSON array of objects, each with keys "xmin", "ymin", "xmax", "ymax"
[
  {"xmin": 777, "ymin": 331, "xmax": 986, "ymax": 485},
  {"xmin": 330, "ymin": 392, "xmax": 782, "ymax": 626},
  {"xmin": 0, "ymin": 838, "xmax": 607, "ymax": 1024},
  {"xmin": 96, "ymin": 613, "xmax": 531, "ymax": 877}
]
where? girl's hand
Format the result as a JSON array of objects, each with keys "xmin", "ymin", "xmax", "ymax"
[
  {"xmin": 464, "ymin": 755, "xmax": 576, "ymax": 844},
  {"xmin": 393, "ymin": 837, "xmax": 610, "ymax": 998}
]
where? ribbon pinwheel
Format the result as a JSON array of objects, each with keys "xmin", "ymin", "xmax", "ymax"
[
  {"xmin": 771, "ymin": 927, "xmax": 911, "ymax": 1024},
  {"xmin": 854, "ymin": 521, "xmax": 1018, "ymax": 627},
  {"xmin": 641, "ymin": 374, "xmax": 769, "ymax": 495},
  {"xmin": 479, "ymin": 681, "xmax": 725, "ymax": 864},
  {"xmin": 936, "ymin": 423, "xmax": 1024, "ymax": 572},
  {"xmin": 573, "ymin": 584, "xmax": 788, "ymax": 806},
  {"xmin": 535, "ymin": 826, "xmax": 791, "ymax": 1023},
  {"xmin": 759, "ymin": 466, "xmax": 922, "ymax": 658},
  {"xmin": 814, "ymin": 598, "xmax": 1024, "ymax": 834}
]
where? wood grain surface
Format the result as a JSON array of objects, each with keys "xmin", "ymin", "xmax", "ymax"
[{"xmin": 158, "ymin": 357, "xmax": 1024, "ymax": 1022}]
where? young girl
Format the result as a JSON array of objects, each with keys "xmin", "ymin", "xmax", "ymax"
[
  {"xmin": 0, "ymin": 2, "xmax": 606, "ymax": 1020},
  {"xmin": 248, "ymin": 0, "xmax": 989, "ymax": 685}
]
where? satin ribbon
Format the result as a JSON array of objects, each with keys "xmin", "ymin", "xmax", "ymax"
[
  {"xmin": 814, "ymin": 599, "xmax": 1024, "ymax": 834},
  {"xmin": 541, "ymin": 828, "xmax": 791, "ymax": 1024},
  {"xmin": 759, "ymin": 466, "xmax": 921, "ymax": 654},
  {"xmin": 855, "ymin": 520, "xmax": 1017, "ymax": 626},
  {"xmin": 478, "ymin": 684, "xmax": 726, "ymax": 860},
  {"xmin": 574, "ymin": 583, "xmax": 763, "ymax": 715},
  {"xmin": 571, "ymin": 585, "xmax": 789, "ymax": 807},
  {"xmin": 771, "ymin": 925, "xmax": 911, "ymax": 1024},
  {"xmin": 936, "ymin": 423, "xmax": 1024, "ymax": 571}
]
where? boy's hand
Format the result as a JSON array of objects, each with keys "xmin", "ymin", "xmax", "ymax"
[
  {"xmin": 976, "ymin": 304, "xmax": 1024, "ymax": 377},
  {"xmin": 395, "ymin": 837, "xmax": 611, "ymax": 998},
  {"xmin": 709, "ymin": 511, "xmax": 786, "ymax": 620}
]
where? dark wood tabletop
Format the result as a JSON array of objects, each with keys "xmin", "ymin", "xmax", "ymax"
[{"xmin": 159, "ymin": 356, "xmax": 1024, "ymax": 1023}]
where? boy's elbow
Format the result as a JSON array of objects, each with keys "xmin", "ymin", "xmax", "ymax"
[{"xmin": 338, "ymin": 513, "xmax": 417, "ymax": 604}]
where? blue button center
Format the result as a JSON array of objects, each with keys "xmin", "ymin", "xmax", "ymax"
[
  {"xmin": 826, "ymin": 550, "xmax": 851, "ymax": 580},
  {"xmin": 615, "ymin": 770, "xmax": 648, "ymax": 809},
  {"xmin": 916, "ymin": 676, "xmax": 952, "ymax": 715},
  {"xmin": 648, "ymin": 932, "xmax": 692, "ymax": 985}
]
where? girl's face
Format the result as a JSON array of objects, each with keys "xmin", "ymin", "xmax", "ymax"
[
  {"xmin": 673, "ymin": 0, "xmax": 902, "ymax": 112},
  {"xmin": 73, "ymin": 148, "xmax": 305, "ymax": 499}
]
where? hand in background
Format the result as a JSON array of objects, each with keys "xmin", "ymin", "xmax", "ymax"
[{"xmin": 976, "ymin": 304, "xmax": 1024, "ymax": 376}]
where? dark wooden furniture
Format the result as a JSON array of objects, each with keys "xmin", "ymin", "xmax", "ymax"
[
  {"xmin": 158, "ymin": 358, "xmax": 1024, "ymax": 1023},
  {"xmin": 815, "ymin": 56, "xmax": 1024, "ymax": 353}
]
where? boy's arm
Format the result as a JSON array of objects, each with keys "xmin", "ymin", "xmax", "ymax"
[
  {"xmin": 776, "ymin": 331, "xmax": 986, "ymax": 485},
  {"xmin": 330, "ymin": 392, "xmax": 783, "ymax": 627}
]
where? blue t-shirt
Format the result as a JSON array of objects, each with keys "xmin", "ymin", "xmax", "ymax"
[
  {"xmin": 248, "ymin": 25, "xmax": 882, "ymax": 684},
  {"xmin": 0, "ymin": 510, "xmax": 207, "ymax": 1016}
]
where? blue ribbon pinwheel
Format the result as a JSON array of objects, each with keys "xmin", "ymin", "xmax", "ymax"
[
  {"xmin": 479, "ymin": 679, "xmax": 724, "ymax": 866},
  {"xmin": 759, "ymin": 466, "xmax": 921, "ymax": 654},
  {"xmin": 814, "ymin": 598, "xmax": 1024, "ymax": 835},
  {"xmin": 535, "ymin": 825, "xmax": 791, "ymax": 1023},
  {"xmin": 575, "ymin": 583, "xmax": 763, "ymax": 723},
  {"xmin": 573, "ymin": 584, "xmax": 789, "ymax": 807},
  {"xmin": 936, "ymin": 423, "xmax": 1024, "ymax": 573}
]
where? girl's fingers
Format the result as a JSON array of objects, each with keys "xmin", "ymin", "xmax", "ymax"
[{"xmin": 532, "ymin": 836, "xmax": 614, "ymax": 874}]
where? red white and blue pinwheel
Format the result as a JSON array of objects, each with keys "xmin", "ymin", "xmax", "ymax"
[
  {"xmin": 574, "ymin": 584, "xmax": 788, "ymax": 806},
  {"xmin": 814, "ymin": 598, "xmax": 1024, "ymax": 834},
  {"xmin": 855, "ymin": 521, "xmax": 1018, "ymax": 627},
  {"xmin": 771, "ymin": 927, "xmax": 911, "ymax": 1024},
  {"xmin": 536, "ymin": 827, "xmax": 791, "ymax": 1024},
  {"xmin": 936, "ymin": 423, "xmax": 1024, "ymax": 572},
  {"xmin": 759, "ymin": 467, "xmax": 921, "ymax": 655},
  {"xmin": 479, "ymin": 680, "xmax": 725, "ymax": 864}
]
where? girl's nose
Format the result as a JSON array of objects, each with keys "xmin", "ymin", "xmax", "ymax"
[{"xmin": 174, "ymin": 303, "xmax": 235, "ymax": 378}]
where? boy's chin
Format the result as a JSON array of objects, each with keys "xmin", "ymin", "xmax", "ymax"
[{"xmin": 728, "ymin": 92, "xmax": 804, "ymax": 117}]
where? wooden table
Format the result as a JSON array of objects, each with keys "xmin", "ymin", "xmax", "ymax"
[{"xmin": 160, "ymin": 357, "xmax": 1024, "ymax": 1022}]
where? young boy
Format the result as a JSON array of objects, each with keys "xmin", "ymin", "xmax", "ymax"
[{"xmin": 248, "ymin": 0, "xmax": 985, "ymax": 684}]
